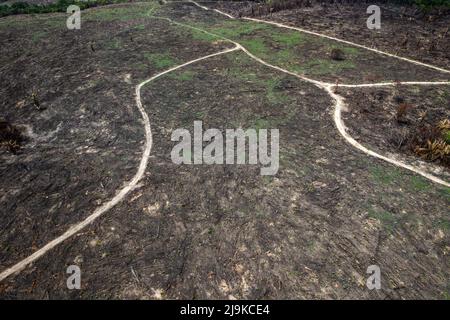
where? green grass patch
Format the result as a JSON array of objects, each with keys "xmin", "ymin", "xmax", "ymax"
[
  {"xmin": 144, "ymin": 52, "xmax": 176, "ymax": 69},
  {"xmin": 367, "ymin": 209, "xmax": 399, "ymax": 233},
  {"xmin": 438, "ymin": 186, "xmax": 450, "ymax": 201},
  {"xmin": 271, "ymin": 31, "xmax": 304, "ymax": 47},
  {"xmin": 168, "ymin": 70, "xmax": 196, "ymax": 81},
  {"xmin": 31, "ymin": 30, "xmax": 48, "ymax": 43},
  {"xmin": 132, "ymin": 62, "xmax": 148, "ymax": 71},
  {"xmin": 134, "ymin": 24, "xmax": 146, "ymax": 31},
  {"xmin": 188, "ymin": 16, "xmax": 365, "ymax": 79},
  {"xmin": 435, "ymin": 218, "xmax": 450, "ymax": 232},
  {"xmin": 409, "ymin": 176, "xmax": 430, "ymax": 191},
  {"xmin": 194, "ymin": 111, "xmax": 205, "ymax": 119},
  {"xmin": 106, "ymin": 38, "xmax": 121, "ymax": 50},
  {"xmin": 86, "ymin": 4, "xmax": 156, "ymax": 22},
  {"xmin": 341, "ymin": 46, "xmax": 360, "ymax": 55},
  {"xmin": 240, "ymin": 38, "xmax": 270, "ymax": 56},
  {"xmin": 0, "ymin": 14, "xmax": 65, "ymax": 30},
  {"xmin": 274, "ymin": 49, "xmax": 296, "ymax": 62},
  {"xmin": 252, "ymin": 118, "xmax": 270, "ymax": 132},
  {"xmin": 328, "ymin": 44, "xmax": 361, "ymax": 56},
  {"xmin": 266, "ymin": 77, "xmax": 288, "ymax": 104},
  {"xmin": 443, "ymin": 291, "xmax": 450, "ymax": 300},
  {"xmin": 208, "ymin": 19, "xmax": 271, "ymax": 39},
  {"xmin": 369, "ymin": 166, "xmax": 402, "ymax": 185}
]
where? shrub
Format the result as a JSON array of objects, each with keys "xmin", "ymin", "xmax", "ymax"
[
  {"xmin": 330, "ymin": 48, "xmax": 345, "ymax": 61},
  {"xmin": 0, "ymin": 120, "xmax": 25, "ymax": 154},
  {"xmin": 414, "ymin": 0, "xmax": 450, "ymax": 10}
]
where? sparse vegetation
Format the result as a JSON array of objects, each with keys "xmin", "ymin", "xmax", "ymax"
[
  {"xmin": 414, "ymin": 0, "xmax": 450, "ymax": 10},
  {"xmin": 409, "ymin": 176, "xmax": 430, "ymax": 191},
  {"xmin": 370, "ymin": 166, "xmax": 402, "ymax": 185},
  {"xmin": 367, "ymin": 209, "xmax": 399, "ymax": 233},
  {"xmin": 168, "ymin": 70, "xmax": 196, "ymax": 81},
  {"xmin": 414, "ymin": 138, "xmax": 450, "ymax": 162},
  {"xmin": 271, "ymin": 31, "xmax": 303, "ymax": 47},
  {"xmin": 266, "ymin": 77, "xmax": 288, "ymax": 104},
  {"xmin": 144, "ymin": 52, "xmax": 176, "ymax": 69},
  {"xmin": 189, "ymin": 29, "xmax": 219, "ymax": 42},
  {"xmin": 0, "ymin": 0, "xmax": 147, "ymax": 18},
  {"xmin": 396, "ymin": 102, "xmax": 413, "ymax": 123},
  {"xmin": 435, "ymin": 218, "xmax": 450, "ymax": 231},
  {"xmin": 445, "ymin": 131, "xmax": 450, "ymax": 144},
  {"xmin": 293, "ymin": 58, "xmax": 356, "ymax": 75}
]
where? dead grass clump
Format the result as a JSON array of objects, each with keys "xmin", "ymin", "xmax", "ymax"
[
  {"xmin": 437, "ymin": 119, "xmax": 450, "ymax": 131},
  {"xmin": 396, "ymin": 103, "xmax": 413, "ymax": 124},
  {"xmin": 250, "ymin": 0, "xmax": 311, "ymax": 16},
  {"xmin": 411, "ymin": 119, "xmax": 450, "ymax": 165},
  {"xmin": 31, "ymin": 91, "xmax": 42, "ymax": 110},
  {"xmin": 0, "ymin": 120, "xmax": 25, "ymax": 154},
  {"xmin": 414, "ymin": 139, "xmax": 449, "ymax": 163}
]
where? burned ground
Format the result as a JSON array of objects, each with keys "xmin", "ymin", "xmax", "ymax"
[
  {"xmin": 340, "ymin": 85, "xmax": 450, "ymax": 178},
  {"xmin": 210, "ymin": 0, "xmax": 450, "ymax": 70},
  {"xmin": 0, "ymin": 2, "xmax": 231, "ymax": 270},
  {"xmin": 158, "ymin": 2, "xmax": 450, "ymax": 83},
  {"xmin": 0, "ymin": 1, "xmax": 449, "ymax": 299}
]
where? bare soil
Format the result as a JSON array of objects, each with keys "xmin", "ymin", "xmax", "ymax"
[
  {"xmin": 340, "ymin": 85, "xmax": 450, "ymax": 175},
  {"xmin": 0, "ymin": 2, "xmax": 231, "ymax": 271},
  {"xmin": 210, "ymin": 0, "xmax": 450, "ymax": 70}
]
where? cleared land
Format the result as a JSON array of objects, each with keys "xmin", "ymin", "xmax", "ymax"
[{"xmin": 0, "ymin": 1, "xmax": 449, "ymax": 299}]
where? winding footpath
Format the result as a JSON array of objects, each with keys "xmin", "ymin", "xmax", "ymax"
[{"xmin": 1, "ymin": 1, "xmax": 449, "ymax": 283}]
